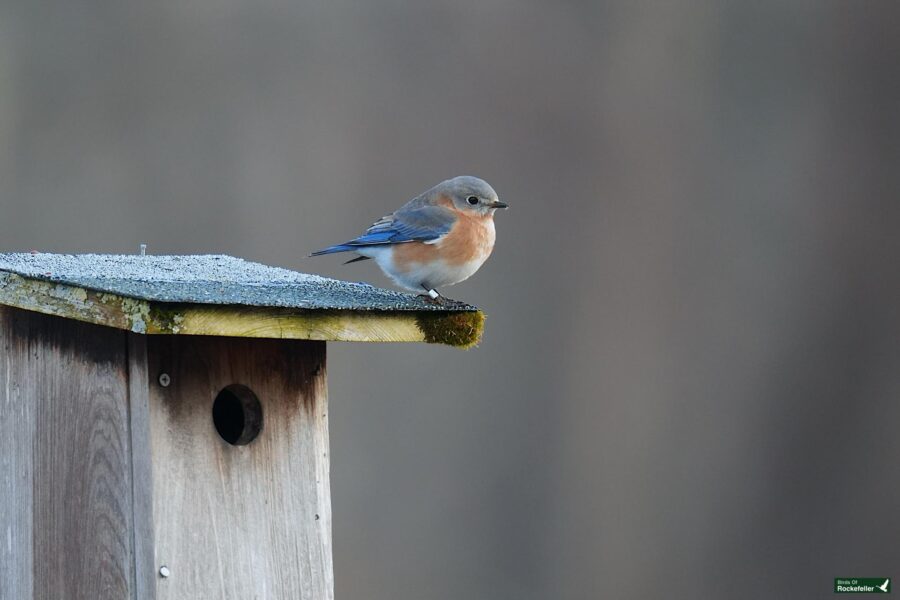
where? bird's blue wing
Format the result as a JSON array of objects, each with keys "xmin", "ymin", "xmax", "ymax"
[{"xmin": 311, "ymin": 206, "xmax": 457, "ymax": 256}]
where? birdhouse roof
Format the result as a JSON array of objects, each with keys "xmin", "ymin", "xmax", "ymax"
[{"xmin": 0, "ymin": 253, "xmax": 484, "ymax": 347}]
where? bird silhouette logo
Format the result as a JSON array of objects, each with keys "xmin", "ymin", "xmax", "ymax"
[{"xmin": 878, "ymin": 579, "xmax": 890, "ymax": 593}]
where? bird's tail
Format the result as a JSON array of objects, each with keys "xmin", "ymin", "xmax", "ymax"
[
  {"xmin": 309, "ymin": 244, "xmax": 353, "ymax": 257},
  {"xmin": 308, "ymin": 244, "xmax": 372, "ymax": 264}
]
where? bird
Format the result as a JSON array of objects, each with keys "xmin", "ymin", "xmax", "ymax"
[{"xmin": 310, "ymin": 176, "xmax": 507, "ymax": 302}]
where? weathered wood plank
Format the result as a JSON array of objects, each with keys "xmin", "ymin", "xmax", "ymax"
[
  {"xmin": 0, "ymin": 272, "xmax": 147, "ymax": 333},
  {"xmin": 0, "ymin": 306, "xmax": 34, "ymax": 600},
  {"xmin": 127, "ymin": 333, "xmax": 156, "ymax": 600},
  {"xmin": 1, "ymin": 308, "xmax": 135, "ymax": 599},
  {"xmin": 169, "ymin": 305, "xmax": 483, "ymax": 347},
  {"xmin": 148, "ymin": 336, "xmax": 333, "ymax": 600},
  {"xmin": 0, "ymin": 272, "xmax": 483, "ymax": 347}
]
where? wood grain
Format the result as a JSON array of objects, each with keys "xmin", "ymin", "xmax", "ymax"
[
  {"xmin": 0, "ymin": 307, "xmax": 135, "ymax": 599},
  {"xmin": 148, "ymin": 336, "xmax": 333, "ymax": 600},
  {"xmin": 173, "ymin": 305, "xmax": 427, "ymax": 342},
  {"xmin": 128, "ymin": 333, "xmax": 156, "ymax": 600},
  {"xmin": 0, "ymin": 306, "xmax": 34, "ymax": 600}
]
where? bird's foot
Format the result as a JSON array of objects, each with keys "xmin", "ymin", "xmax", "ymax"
[{"xmin": 418, "ymin": 288, "xmax": 445, "ymax": 305}]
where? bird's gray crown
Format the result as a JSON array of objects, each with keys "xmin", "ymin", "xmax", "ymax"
[{"xmin": 436, "ymin": 176, "xmax": 498, "ymax": 202}]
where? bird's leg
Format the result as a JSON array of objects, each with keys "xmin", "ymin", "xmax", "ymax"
[{"xmin": 418, "ymin": 285, "xmax": 444, "ymax": 305}]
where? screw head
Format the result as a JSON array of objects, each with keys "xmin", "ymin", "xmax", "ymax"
[
  {"xmin": 159, "ymin": 565, "xmax": 170, "ymax": 578},
  {"xmin": 158, "ymin": 373, "xmax": 171, "ymax": 387}
]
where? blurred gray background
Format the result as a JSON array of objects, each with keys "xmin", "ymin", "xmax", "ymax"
[{"xmin": 1, "ymin": 1, "xmax": 898, "ymax": 598}]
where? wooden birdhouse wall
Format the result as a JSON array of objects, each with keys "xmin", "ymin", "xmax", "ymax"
[
  {"xmin": 146, "ymin": 335, "xmax": 331, "ymax": 599},
  {"xmin": 0, "ymin": 305, "xmax": 333, "ymax": 600},
  {"xmin": 1, "ymin": 306, "xmax": 135, "ymax": 600}
]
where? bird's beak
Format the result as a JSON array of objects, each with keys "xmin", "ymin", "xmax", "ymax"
[{"xmin": 489, "ymin": 200, "xmax": 509, "ymax": 209}]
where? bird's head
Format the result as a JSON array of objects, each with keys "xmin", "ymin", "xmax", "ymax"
[{"xmin": 433, "ymin": 175, "xmax": 508, "ymax": 216}]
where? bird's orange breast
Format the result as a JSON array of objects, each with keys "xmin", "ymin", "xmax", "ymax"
[{"xmin": 393, "ymin": 212, "xmax": 496, "ymax": 272}]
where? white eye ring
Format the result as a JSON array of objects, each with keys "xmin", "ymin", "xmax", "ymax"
[{"xmin": 466, "ymin": 196, "xmax": 479, "ymax": 206}]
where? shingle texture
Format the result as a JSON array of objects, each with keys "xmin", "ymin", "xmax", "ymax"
[{"xmin": 0, "ymin": 253, "xmax": 476, "ymax": 311}]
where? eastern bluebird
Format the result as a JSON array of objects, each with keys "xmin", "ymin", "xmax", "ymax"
[{"xmin": 311, "ymin": 176, "xmax": 507, "ymax": 300}]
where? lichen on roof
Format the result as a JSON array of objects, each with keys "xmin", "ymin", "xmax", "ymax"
[{"xmin": 0, "ymin": 253, "xmax": 475, "ymax": 312}]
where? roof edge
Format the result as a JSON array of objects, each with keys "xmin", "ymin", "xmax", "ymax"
[{"xmin": 0, "ymin": 272, "xmax": 483, "ymax": 348}]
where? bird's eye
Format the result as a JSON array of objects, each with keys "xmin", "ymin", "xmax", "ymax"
[{"xmin": 466, "ymin": 196, "xmax": 479, "ymax": 206}]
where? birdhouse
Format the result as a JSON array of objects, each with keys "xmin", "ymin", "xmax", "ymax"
[{"xmin": 0, "ymin": 253, "xmax": 483, "ymax": 600}]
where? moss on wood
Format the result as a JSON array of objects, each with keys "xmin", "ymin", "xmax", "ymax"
[{"xmin": 415, "ymin": 310, "xmax": 484, "ymax": 348}]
